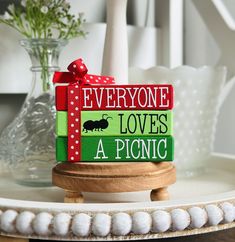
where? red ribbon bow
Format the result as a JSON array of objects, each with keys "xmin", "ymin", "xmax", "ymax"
[
  {"xmin": 53, "ymin": 58, "xmax": 115, "ymax": 162},
  {"xmin": 53, "ymin": 58, "xmax": 115, "ymax": 85}
]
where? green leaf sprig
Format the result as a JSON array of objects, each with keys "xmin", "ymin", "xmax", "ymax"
[{"xmin": 0, "ymin": 0, "xmax": 86, "ymax": 39}]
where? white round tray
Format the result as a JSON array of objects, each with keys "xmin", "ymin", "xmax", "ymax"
[{"xmin": 0, "ymin": 153, "xmax": 235, "ymax": 241}]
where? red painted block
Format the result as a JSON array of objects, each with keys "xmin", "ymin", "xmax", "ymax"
[
  {"xmin": 55, "ymin": 84, "xmax": 174, "ymax": 111},
  {"xmin": 56, "ymin": 86, "xmax": 68, "ymax": 111}
]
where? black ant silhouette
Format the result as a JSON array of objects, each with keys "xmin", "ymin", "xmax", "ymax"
[{"xmin": 83, "ymin": 114, "xmax": 113, "ymax": 133}]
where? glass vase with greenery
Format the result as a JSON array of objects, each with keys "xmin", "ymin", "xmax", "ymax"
[{"xmin": 0, "ymin": 0, "xmax": 86, "ymax": 186}]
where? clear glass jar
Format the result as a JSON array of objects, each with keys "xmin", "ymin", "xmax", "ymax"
[{"xmin": 0, "ymin": 39, "xmax": 67, "ymax": 186}]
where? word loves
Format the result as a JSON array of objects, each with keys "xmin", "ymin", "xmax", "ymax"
[
  {"xmin": 56, "ymin": 110, "xmax": 172, "ymax": 137},
  {"xmin": 56, "ymin": 85, "xmax": 174, "ymax": 111},
  {"xmin": 54, "ymin": 58, "xmax": 174, "ymax": 163},
  {"xmin": 118, "ymin": 112, "xmax": 170, "ymax": 135}
]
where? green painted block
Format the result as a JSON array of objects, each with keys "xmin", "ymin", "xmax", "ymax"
[
  {"xmin": 56, "ymin": 110, "xmax": 173, "ymax": 137},
  {"xmin": 82, "ymin": 111, "xmax": 172, "ymax": 136},
  {"xmin": 82, "ymin": 136, "xmax": 174, "ymax": 161},
  {"xmin": 56, "ymin": 136, "xmax": 68, "ymax": 161},
  {"xmin": 56, "ymin": 136, "xmax": 174, "ymax": 162},
  {"xmin": 56, "ymin": 111, "xmax": 68, "ymax": 137}
]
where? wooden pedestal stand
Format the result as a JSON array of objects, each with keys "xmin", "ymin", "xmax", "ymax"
[{"xmin": 52, "ymin": 162, "xmax": 176, "ymax": 203}]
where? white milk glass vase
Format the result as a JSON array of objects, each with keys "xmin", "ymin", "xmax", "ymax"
[
  {"xmin": 102, "ymin": 0, "xmax": 128, "ymax": 84},
  {"xmin": 0, "ymin": 39, "xmax": 67, "ymax": 186},
  {"xmin": 129, "ymin": 66, "xmax": 228, "ymax": 177}
]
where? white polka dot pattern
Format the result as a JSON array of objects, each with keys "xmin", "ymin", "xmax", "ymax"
[{"xmin": 67, "ymin": 85, "xmax": 81, "ymax": 161}]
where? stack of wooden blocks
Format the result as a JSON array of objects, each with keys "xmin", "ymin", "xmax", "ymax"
[{"xmin": 55, "ymin": 84, "xmax": 174, "ymax": 163}]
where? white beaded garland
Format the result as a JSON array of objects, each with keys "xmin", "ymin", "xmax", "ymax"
[
  {"xmin": 152, "ymin": 210, "xmax": 171, "ymax": 232},
  {"xmin": 221, "ymin": 202, "xmax": 235, "ymax": 223},
  {"xmin": 72, "ymin": 213, "xmax": 91, "ymax": 237},
  {"xmin": 16, "ymin": 211, "xmax": 35, "ymax": 235},
  {"xmin": 112, "ymin": 212, "xmax": 132, "ymax": 236},
  {"xmin": 132, "ymin": 212, "xmax": 152, "ymax": 235},
  {"xmin": 92, "ymin": 213, "xmax": 111, "ymax": 237},
  {"xmin": 53, "ymin": 213, "xmax": 71, "ymax": 236},
  {"xmin": 188, "ymin": 207, "xmax": 207, "ymax": 228},
  {"xmin": 0, "ymin": 201, "xmax": 234, "ymax": 239},
  {"xmin": 33, "ymin": 212, "xmax": 53, "ymax": 236},
  {"xmin": 171, "ymin": 209, "xmax": 190, "ymax": 231},
  {"xmin": 205, "ymin": 205, "xmax": 223, "ymax": 226},
  {"xmin": 0, "ymin": 209, "xmax": 18, "ymax": 233}
]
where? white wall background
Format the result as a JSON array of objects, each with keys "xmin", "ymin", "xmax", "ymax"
[
  {"xmin": 0, "ymin": 0, "xmax": 157, "ymax": 131},
  {"xmin": 184, "ymin": 0, "xmax": 235, "ymax": 155}
]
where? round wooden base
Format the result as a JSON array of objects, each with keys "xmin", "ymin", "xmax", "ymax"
[{"xmin": 52, "ymin": 162, "xmax": 176, "ymax": 203}]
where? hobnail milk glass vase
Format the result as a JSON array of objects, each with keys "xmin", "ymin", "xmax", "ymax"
[
  {"xmin": 0, "ymin": 39, "xmax": 67, "ymax": 186},
  {"xmin": 129, "ymin": 66, "xmax": 227, "ymax": 177}
]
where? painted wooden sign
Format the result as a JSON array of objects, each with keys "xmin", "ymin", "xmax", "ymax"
[
  {"xmin": 56, "ymin": 136, "xmax": 174, "ymax": 162},
  {"xmin": 55, "ymin": 81, "xmax": 174, "ymax": 162},
  {"xmin": 56, "ymin": 110, "xmax": 173, "ymax": 137}
]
